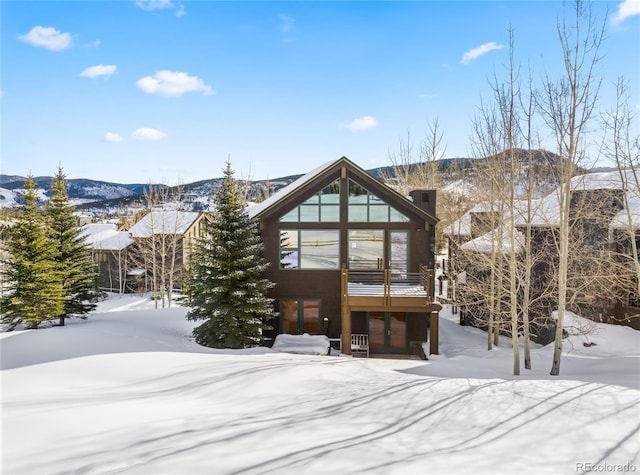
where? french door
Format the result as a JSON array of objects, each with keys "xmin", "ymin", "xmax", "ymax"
[
  {"xmin": 281, "ymin": 299, "xmax": 321, "ymax": 335},
  {"xmin": 368, "ymin": 312, "xmax": 407, "ymax": 353}
]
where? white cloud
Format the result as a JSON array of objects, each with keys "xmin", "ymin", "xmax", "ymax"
[
  {"xmin": 18, "ymin": 26, "xmax": 73, "ymax": 51},
  {"xmin": 84, "ymin": 40, "xmax": 101, "ymax": 48},
  {"xmin": 136, "ymin": 0, "xmax": 185, "ymax": 16},
  {"xmin": 280, "ymin": 14, "xmax": 295, "ymax": 33},
  {"xmin": 460, "ymin": 42, "xmax": 505, "ymax": 64},
  {"xmin": 104, "ymin": 132, "xmax": 123, "ymax": 143},
  {"xmin": 612, "ymin": 0, "xmax": 640, "ymax": 24},
  {"xmin": 136, "ymin": 0, "xmax": 174, "ymax": 11},
  {"xmin": 343, "ymin": 116, "xmax": 379, "ymax": 131},
  {"xmin": 136, "ymin": 70, "xmax": 214, "ymax": 97},
  {"xmin": 131, "ymin": 128, "xmax": 166, "ymax": 141},
  {"xmin": 80, "ymin": 64, "xmax": 117, "ymax": 79}
]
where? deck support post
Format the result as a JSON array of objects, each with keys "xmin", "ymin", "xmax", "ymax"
[
  {"xmin": 429, "ymin": 310, "xmax": 439, "ymax": 355},
  {"xmin": 341, "ymin": 266, "xmax": 351, "ymax": 355}
]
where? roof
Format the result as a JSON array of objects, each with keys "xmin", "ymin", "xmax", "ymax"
[
  {"xmin": 443, "ymin": 202, "xmax": 499, "ymax": 237},
  {"xmin": 93, "ymin": 231, "xmax": 134, "ymax": 251},
  {"xmin": 516, "ymin": 168, "xmax": 640, "ymax": 229},
  {"xmin": 247, "ymin": 158, "xmax": 342, "ymax": 219},
  {"xmin": 460, "ymin": 225, "xmax": 525, "ymax": 256},
  {"xmin": 247, "ymin": 156, "xmax": 438, "ymax": 223},
  {"xmin": 129, "ymin": 210, "xmax": 202, "ymax": 238},
  {"xmin": 82, "ymin": 225, "xmax": 133, "ymax": 251},
  {"xmin": 447, "ymin": 169, "xmax": 640, "ymax": 236}
]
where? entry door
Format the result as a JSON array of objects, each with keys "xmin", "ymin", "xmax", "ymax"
[
  {"xmin": 368, "ymin": 312, "xmax": 407, "ymax": 353},
  {"xmin": 281, "ymin": 299, "xmax": 320, "ymax": 334}
]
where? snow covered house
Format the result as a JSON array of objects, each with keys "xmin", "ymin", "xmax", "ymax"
[
  {"xmin": 82, "ymin": 223, "xmax": 134, "ymax": 293},
  {"xmin": 444, "ymin": 168, "xmax": 640, "ymax": 338},
  {"xmin": 248, "ymin": 156, "xmax": 442, "ymax": 356},
  {"xmin": 83, "ymin": 211, "xmax": 210, "ymax": 293},
  {"xmin": 127, "ymin": 210, "xmax": 211, "ymax": 292}
]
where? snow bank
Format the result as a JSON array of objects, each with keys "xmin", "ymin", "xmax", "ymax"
[
  {"xmin": 271, "ymin": 333, "xmax": 330, "ymax": 355},
  {"xmin": 1, "ymin": 294, "xmax": 638, "ymax": 475}
]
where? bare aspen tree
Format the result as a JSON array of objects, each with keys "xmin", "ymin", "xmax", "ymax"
[
  {"xmin": 382, "ymin": 116, "xmax": 446, "ymax": 196},
  {"xmin": 537, "ymin": 1, "xmax": 604, "ymax": 375},
  {"xmin": 132, "ymin": 182, "xmax": 187, "ymax": 308},
  {"xmin": 602, "ymin": 78, "xmax": 640, "ymax": 318}
]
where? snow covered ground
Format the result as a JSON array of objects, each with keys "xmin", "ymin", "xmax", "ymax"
[{"xmin": 1, "ymin": 294, "xmax": 639, "ymax": 475}]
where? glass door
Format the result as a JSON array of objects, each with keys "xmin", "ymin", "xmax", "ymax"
[
  {"xmin": 281, "ymin": 299, "xmax": 321, "ymax": 334},
  {"xmin": 368, "ymin": 312, "xmax": 407, "ymax": 353}
]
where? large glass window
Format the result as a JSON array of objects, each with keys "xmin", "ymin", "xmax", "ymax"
[
  {"xmin": 280, "ymin": 180, "xmax": 340, "ymax": 223},
  {"xmin": 280, "ymin": 230, "xmax": 340, "ymax": 269},
  {"xmin": 348, "ymin": 179, "xmax": 409, "ymax": 223},
  {"xmin": 281, "ymin": 299, "xmax": 321, "ymax": 335},
  {"xmin": 390, "ymin": 231, "xmax": 408, "ymax": 277},
  {"xmin": 348, "ymin": 229, "xmax": 384, "ymax": 270}
]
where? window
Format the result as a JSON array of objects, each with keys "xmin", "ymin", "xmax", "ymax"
[
  {"xmin": 281, "ymin": 299, "xmax": 321, "ymax": 334},
  {"xmin": 348, "ymin": 179, "xmax": 409, "ymax": 223},
  {"xmin": 348, "ymin": 229, "xmax": 384, "ymax": 270},
  {"xmin": 280, "ymin": 230, "xmax": 340, "ymax": 269},
  {"xmin": 389, "ymin": 231, "xmax": 408, "ymax": 276},
  {"xmin": 280, "ymin": 179, "xmax": 340, "ymax": 223}
]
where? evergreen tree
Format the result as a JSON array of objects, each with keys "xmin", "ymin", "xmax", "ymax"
[
  {"xmin": 1, "ymin": 175, "xmax": 65, "ymax": 329},
  {"xmin": 48, "ymin": 166, "xmax": 98, "ymax": 325},
  {"xmin": 183, "ymin": 160, "xmax": 275, "ymax": 348}
]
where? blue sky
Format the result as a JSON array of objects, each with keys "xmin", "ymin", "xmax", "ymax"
[{"xmin": 1, "ymin": 1, "xmax": 639, "ymax": 185}]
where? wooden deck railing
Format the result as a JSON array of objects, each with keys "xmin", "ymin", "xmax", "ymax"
[{"xmin": 343, "ymin": 266, "xmax": 435, "ymax": 300}]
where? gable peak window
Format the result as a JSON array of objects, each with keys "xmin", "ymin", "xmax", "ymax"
[
  {"xmin": 280, "ymin": 179, "xmax": 340, "ymax": 223},
  {"xmin": 348, "ymin": 179, "xmax": 409, "ymax": 223}
]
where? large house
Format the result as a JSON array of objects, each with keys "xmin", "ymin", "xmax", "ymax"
[
  {"xmin": 248, "ymin": 157, "xmax": 442, "ymax": 356},
  {"xmin": 444, "ymin": 168, "xmax": 640, "ymax": 338}
]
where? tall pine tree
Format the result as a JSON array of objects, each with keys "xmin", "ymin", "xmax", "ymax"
[
  {"xmin": 183, "ymin": 160, "xmax": 275, "ymax": 348},
  {"xmin": 48, "ymin": 166, "xmax": 98, "ymax": 325},
  {"xmin": 1, "ymin": 175, "xmax": 64, "ymax": 329}
]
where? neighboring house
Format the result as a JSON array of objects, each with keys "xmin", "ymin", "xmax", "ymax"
[
  {"xmin": 83, "ymin": 210, "xmax": 210, "ymax": 293},
  {"xmin": 248, "ymin": 156, "xmax": 442, "ymax": 356},
  {"xmin": 128, "ymin": 210, "xmax": 210, "ymax": 292},
  {"xmin": 82, "ymin": 223, "xmax": 134, "ymax": 293},
  {"xmin": 444, "ymin": 168, "xmax": 640, "ymax": 337}
]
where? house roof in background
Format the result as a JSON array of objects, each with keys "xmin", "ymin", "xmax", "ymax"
[{"xmin": 129, "ymin": 210, "xmax": 202, "ymax": 238}]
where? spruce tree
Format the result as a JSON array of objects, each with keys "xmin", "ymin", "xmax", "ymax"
[
  {"xmin": 1, "ymin": 175, "xmax": 64, "ymax": 329},
  {"xmin": 183, "ymin": 160, "xmax": 275, "ymax": 348},
  {"xmin": 48, "ymin": 166, "xmax": 98, "ymax": 325}
]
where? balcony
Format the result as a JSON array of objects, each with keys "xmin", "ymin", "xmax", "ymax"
[{"xmin": 341, "ymin": 266, "xmax": 440, "ymax": 312}]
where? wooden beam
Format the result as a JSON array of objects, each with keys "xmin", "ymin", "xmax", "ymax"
[
  {"xmin": 429, "ymin": 310, "xmax": 439, "ymax": 355},
  {"xmin": 341, "ymin": 267, "xmax": 351, "ymax": 355}
]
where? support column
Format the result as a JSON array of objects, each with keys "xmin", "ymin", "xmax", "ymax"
[
  {"xmin": 341, "ymin": 266, "xmax": 351, "ymax": 355},
  {"xmin": 429, "ymin": 310, "xmax": 439, "ymax": 355}
]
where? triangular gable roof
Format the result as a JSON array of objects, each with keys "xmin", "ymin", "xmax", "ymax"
[{"xmin": 247, "ymin": 156, "xmax": 438, "ymax": 223}]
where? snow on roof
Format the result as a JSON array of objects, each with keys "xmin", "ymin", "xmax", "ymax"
[
  {"xmin": 443, "ymin": 202, "xmax": 501, "ymax": 236},
  {"xmin": 246, "ymin": 159, "xmax": 342, "ymax": 219},
  {"xmin": 81, "ymin": 223, "xmax": 133, "ymax": 251},
  {"xmin": 520, "ymin": 169, "xmax": 640, "ymax": 229},
  {"xmin": 81, "ymin": 223, "xmax": 118, "ymax": 242},
  {"xmin": 93, "ymin": 231, "xmax": 133, "ymax": 251},
  {"xmin": 129, "ymin": 210, "xmax": 201, "ymax": 238},
  {"xmin": 460, "ymin": 226, "xmax": 526, "ymax": 256}
]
